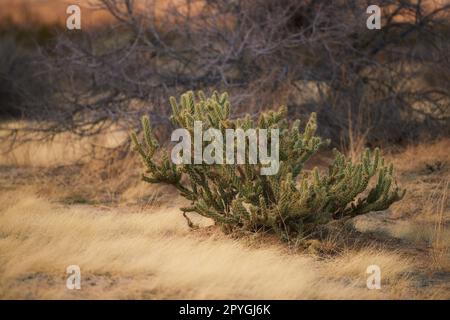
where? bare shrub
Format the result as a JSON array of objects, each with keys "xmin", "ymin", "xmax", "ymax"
[{"xmin": 3, "ymin": 0, "xmax": 450, "ymax": 149}]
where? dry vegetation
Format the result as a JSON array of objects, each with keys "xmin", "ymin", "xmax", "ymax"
[
  {"xmin": 0, "ymin": 132, "xmax": 448, "ymax": 299},
  {"xmin": 0, "ymin": 0, "xmax": 449, "ymax": 300}
]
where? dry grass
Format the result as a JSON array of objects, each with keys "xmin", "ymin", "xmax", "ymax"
[
  {"xmin": 430, "ymin": 181, "xmax": 450, "ymax": 270},
  {"xmin": 0, "ymin": 190, "xmax": 420, "ymax": 299},
  {"xmin": 0, "ymin": 121, "xmax": 128, "ymax": 167},
  {"xmin": 0, "ymin": 129, "xmax": 449, "ymax": 299}
]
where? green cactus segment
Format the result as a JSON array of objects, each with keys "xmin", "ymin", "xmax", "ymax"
[{"xmin": 131, "ymin": 91, "xmax": 405, "ymax": 240}]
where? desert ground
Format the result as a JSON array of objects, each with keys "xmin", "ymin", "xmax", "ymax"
[{"xmin": 0, "ymin": 132, "xmax": 448, "ymax": 299}]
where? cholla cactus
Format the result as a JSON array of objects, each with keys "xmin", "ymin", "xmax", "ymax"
[{"xmin": 131, "ymin": 91, "xmax": 405, "ymax": 240}]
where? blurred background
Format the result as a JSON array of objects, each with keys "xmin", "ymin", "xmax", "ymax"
[{"xmin": 0, "ymin": 0, "xmax": 449, "ymax": 160}]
